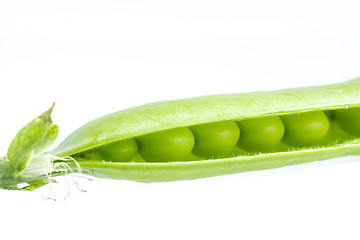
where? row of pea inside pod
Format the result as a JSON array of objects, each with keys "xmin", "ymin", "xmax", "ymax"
[{"xmin": 93, "ymin": 108, "xmax": 360, "ymax": 163}]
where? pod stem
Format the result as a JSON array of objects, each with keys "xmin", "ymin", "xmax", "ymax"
[{"xmin": 0, "ymin": 104, "xmax": 79, "ymax": 190}]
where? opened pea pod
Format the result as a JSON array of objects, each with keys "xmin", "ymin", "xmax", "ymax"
[{"xmin": 1, "ymin": 78, "xmax": 360, "ymax": 189}]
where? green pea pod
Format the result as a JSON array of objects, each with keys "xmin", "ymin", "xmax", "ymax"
[{"xmin": 48, "ymin": 78, "xmax": 360, "ymax": 183}]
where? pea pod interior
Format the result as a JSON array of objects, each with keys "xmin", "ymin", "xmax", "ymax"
[{"xmin": 50, "ymin": 78, "xmax": 360, "ymax": 182}]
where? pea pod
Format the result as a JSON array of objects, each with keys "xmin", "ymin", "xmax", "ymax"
[{"xmin": 47, "ymin": 78, "xmax": 360, "ymax": 183}]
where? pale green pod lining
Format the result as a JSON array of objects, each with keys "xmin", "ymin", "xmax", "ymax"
[{"xmin": 50, "ymin": 78, "xmax": 360, "ymax": 182}]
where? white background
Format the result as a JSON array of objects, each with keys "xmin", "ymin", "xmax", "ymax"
[{"xmin": 1, "ymin": 1, "xmax": 360, "ymax": 239}]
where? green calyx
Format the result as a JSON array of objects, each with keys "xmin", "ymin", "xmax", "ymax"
[{"xmin": 0, "ymin": 104, "xmax": 61, "ymax": 190}]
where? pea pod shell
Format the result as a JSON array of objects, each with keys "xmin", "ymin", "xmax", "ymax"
[{"xmin": 50, "ymin": 78, "xmax": 360, "ymax": 182}]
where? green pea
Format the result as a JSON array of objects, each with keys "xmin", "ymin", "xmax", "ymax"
[
  {"xmin": 136, "ymin": 127, "xmax": 195, "ymax": 162},
  {"xmin": 190, "ymin": 121, "xmax": 240, "ymax": 158},
  {"xmin": 281, "ymin": 111, "xmax": 329, "ymax": 146},
  {"xmin": 97, "ymin": 138, "xmax": 138, "ymax": 162},
  {"xmin": 236, "ymin": 116, "xmax": 285, "ymax": 152},
  {"xmin": 334, "ymin": 108, "xmax": 360, "ymax": 136}
]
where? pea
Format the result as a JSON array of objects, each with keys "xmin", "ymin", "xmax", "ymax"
[
  {"xmin": 334, "ymin": 108, "xmax": 360, "ymax": 136},
  {"xmin": 281, "ymin": 111, "xmax": 329, "ymax": 146},
  {"xmin": 236, "ymin": 116, "xmax": 285, "ymax": 152},
  {"xmin": 97, "ymin": 138, "xmax": 138, "ymax": 162},
  {"xmin": 189, "ymin": 121, "xmax": 240, "ymax": 158},
  {"xmin": 136, "ymin": 127, "xmax": 195, "ymax": 162}
]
